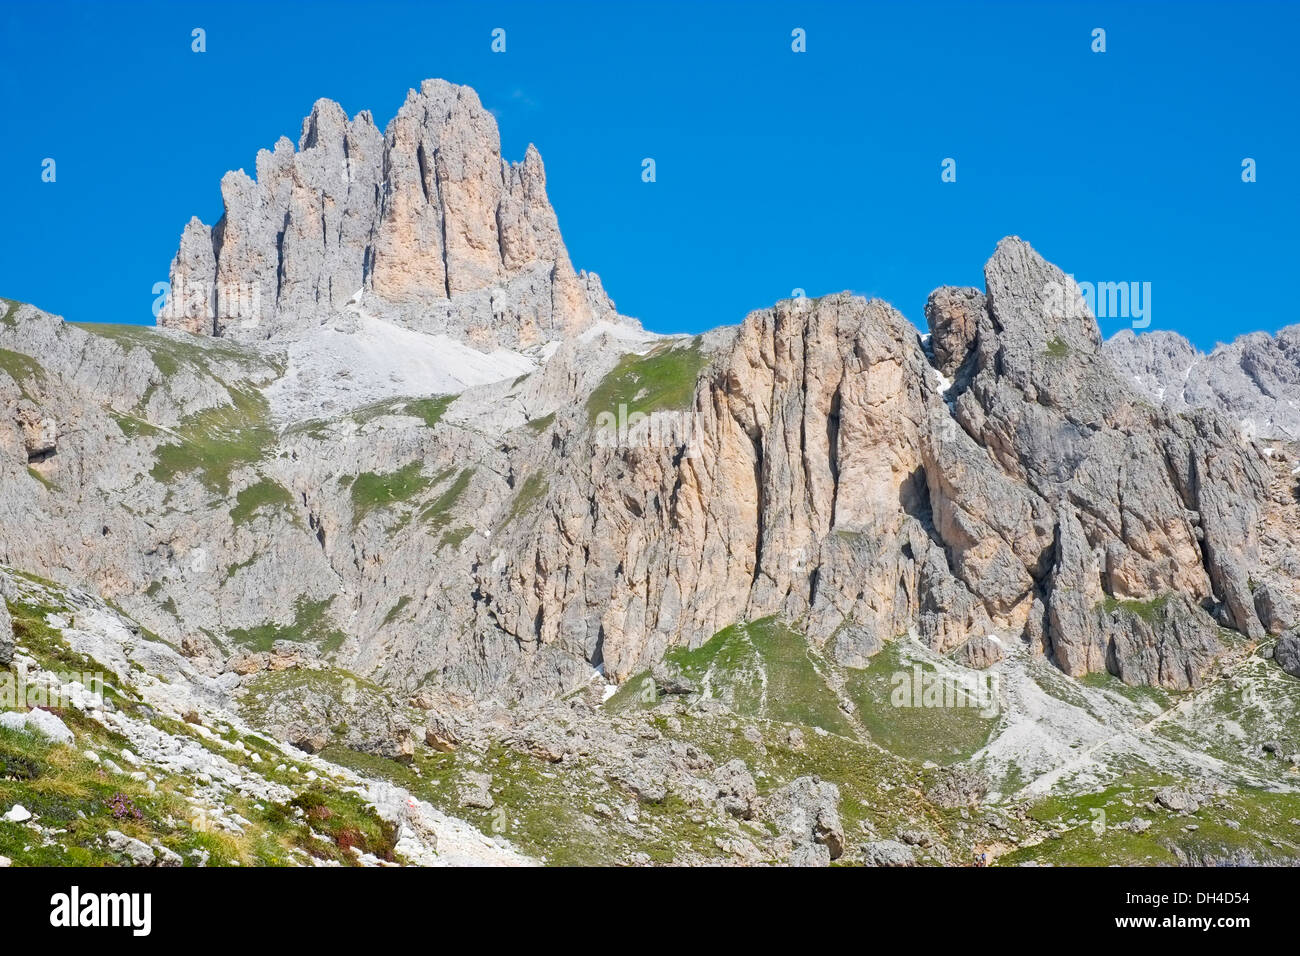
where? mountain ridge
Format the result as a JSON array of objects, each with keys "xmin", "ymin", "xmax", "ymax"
[{"xmin": 1, "ymin": 76, "xmax": 1299, "ymax": 868}]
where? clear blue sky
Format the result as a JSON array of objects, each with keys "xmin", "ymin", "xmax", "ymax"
[{"xmin": 1, "ymin": 0, "xmax": 1295, "ymax": 349}]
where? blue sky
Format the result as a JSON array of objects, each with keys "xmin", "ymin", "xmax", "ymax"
[{"xmin": 1, "ymin": 0, "xmax": 1295, "ymax": 349}]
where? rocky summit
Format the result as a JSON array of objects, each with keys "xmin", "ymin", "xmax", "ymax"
[{"xmin": 2, "ymin": 79, "xmax": 1299, "ymax": 868}]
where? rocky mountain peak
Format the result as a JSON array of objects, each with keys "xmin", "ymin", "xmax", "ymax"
[
  {"xmin": 159, "ymin": 78, "xmax": 621, "ymax": 348},
  {"xmin": 1106, "ymin": 320, "xmax": 1300, "ymax": 442}
]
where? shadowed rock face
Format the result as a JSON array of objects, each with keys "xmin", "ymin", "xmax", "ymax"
[
  {"xmin": 159, "ymin": 78, "xmax": 616, "ymax": 349},
  {"xmin": 478, "ymin": 238, "xmax": 1281, "ymax": 691}
]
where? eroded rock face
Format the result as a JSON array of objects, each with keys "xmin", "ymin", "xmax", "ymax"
[
  {"xmin": 1, "ymin": 217, "xmax": 1289, "ymax": 705},
  {"xmin": 477, "ymin": 238, "xmax": 1272, "ymax": 691},
  {"xmin": 1276, "ymin": 634, "xmax": 1300, "ymax": 679},
  {"xmin": 159, "ymin": 79, "xmax": 612, "ymax": 349},
  {"xmin": 1106, "ymin": 324, "xmax": 1300, "ymax": 443}
]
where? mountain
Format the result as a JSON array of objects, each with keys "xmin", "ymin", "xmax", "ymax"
[
  {"xmin": 161, "ymin": 79, "xmax": 620, "ymax": 350},
  {"xmin": 1105, "ymin": 324, "xmax": 1300, "ymax": 442},
  {"xmin": 2, "ymin": 79, "xmax": 1299, "ymax": 867}
]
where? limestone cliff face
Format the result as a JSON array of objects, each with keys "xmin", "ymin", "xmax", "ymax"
[
  {"xmin": 476, "ymin": 239, "xmax": 1283, "ymax": 691},
  {"xmin": 159, "ymin": 79, "xmax": 615, "ymax": 349}
]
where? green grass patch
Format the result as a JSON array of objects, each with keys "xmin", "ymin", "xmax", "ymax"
[
  {"xmin": 843, "ymin": 639, "xmax": 998, "ymax": 765},
  {"xmin": 79, "ymin": 322, "xmax": 254, "ymax": 376},
  {"xmin": 0, "ymin": 347, "xmax": 46, "ymax": 398},
  {"xmin": 26, "ymin": 466, "xmax": 59, "ymax": 491},
  {"xmin": 1045, "ymin": 336, "xmax": 1069, "ymax": 359},
  {"xmin": 350, "ymin": 462, "xmax": 431, "ymax": 527},
  {"xmin": 419, "ymin": 468, "xmax": 473, "ymax": 533},
  {"xmin": 585, "ymin": 340, "xmax": 707, "ymax": 424},
  {"xmin": 110, "ymin": 411, "xmax": 161, "ymax": 439},
  {"xmin": 501, "ymin": 472, "xmax": 548, "ymax": 528},
  {"xmin": 230, "ymin": 478, "xmax": 296, "ymax": 526},
  {"xmin": 226, "ymin": 596, "xmax": 344, "ymax": 653},
  {"xmin": 611, "ymin": 618, "xmax": 855, "ymax": 737},
  {"xmin": 381, "ymin": 596, "xmax": 411, "ymax": 628},
  {"xmin": 1100, "ymin": 593, "xmax": 1170, "ymax": 625},
  {"xmin": 351, "ymin": 395, "xmax": 454, "ymax": 429},
  {"xmin": 525, "ymin": 412, "xmax": 556, "ymax": 433},
  {"xmin": 999, "ymin": 777, "xmax": 1300, "ymax": 866},
  {"xmin": 439, "ymin": 525, "xmax": 473, "ymax": 551},
  {"xmin": 150, "ymin": 385, "xmax": 274, "ymax": 494}
]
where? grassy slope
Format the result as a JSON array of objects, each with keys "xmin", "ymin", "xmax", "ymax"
[
  {"xmin": 2, "ymin": 594, "xmax": 395, "ymax": 866},
  {"xmin": 585, "ymin": 339, "xmax": 707, "ymax": 423}
]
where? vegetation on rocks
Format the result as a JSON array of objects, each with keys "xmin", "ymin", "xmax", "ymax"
[
  {"xmin": 348, "ymin": 462, "xmax": 432, "ymax": 528},
  {"xmin": 586, "ymin": 339, "xmax": 707, "ymax": 423},
  {"xmin": 150, "ymin": 385, "xmax": 275, "ymax": 494}
]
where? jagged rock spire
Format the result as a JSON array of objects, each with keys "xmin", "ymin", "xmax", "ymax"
[{"xmin": 159, "ymin": 79, "xmax": 617, "ymax": 348}]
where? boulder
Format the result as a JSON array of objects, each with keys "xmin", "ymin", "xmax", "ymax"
[
  {"xmin": 105, "ymin": 830, "xmax": 156, "ymax": 866},
  {"xmin": 954, "ymin": 634, "xmax": 1004, "ymax": 670},
  {"xmin": 1275, "ymin": 634, "xmax": 1300, "ymax": 679},
  {"xmin": 926, "ymin": 766, "xmax": 989, "ymax": 809},
  {"xmin": 711, "ymin": 759, "xmax": 759, "ymax": 820},
  {"xmin": 764, "ymin": 775, "xmax": 844, "ymax": 863},
  {"xmin": 1255, "ymin": 585, "xmax": 1296, "ymax": 636},
  {"xmin": 0, "ymin": 708, "xmax": 74, "ymax": 745},
  {"xmin": 458, "ymin": 771, "xmax": 495, "ymax": 810},
  {"xmin": 1154, "ymin": 787, "xmax": 1202, "ymax": 814},
  {"xmin": 862, "ymin": 839, "xmax": 917, "ymax": 867}
]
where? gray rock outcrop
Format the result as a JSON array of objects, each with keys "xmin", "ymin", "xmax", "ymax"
[
  {"xmin": 0, "ymin": 599, "xmax": 12, "ymax": 666},
  {"xmin": 477, "ymin": 237, "xmax": 1273, "ymax": 691},
  {"xmin": 1106, "ymin": 324, "xmax": 1300, "ymax": 442},
  {"xmin": 764, "ymin": 776, "xmax": 844, "ymax": 865},
  {"xmin": 1276, "ymin": 633, "xmax": 1300, "ymax": 679}
]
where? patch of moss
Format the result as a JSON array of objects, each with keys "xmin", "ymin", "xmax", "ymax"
[
  {"xmin": 381, "ymin": 596, "xmax": 411, "ymax": 628},
  {"xmin": 110, "ymin": 411, "xmax": 161, "ymax": 439},
  {"xmin": 1101, "ymin": 593, "xmax": 1170, "ymax": 626},
  {"xmin": 1045, "ymin": 336, "xmax": 1069, "ymax": 359},
  {"xmin": 0, "ymin": 347, "xmax": 46, "ymax": 398},
  {"xmin": 419, "ymin": 468, "xmax": 473, "ymax": 532},
  {"xmin": 26, "ymin": 466, "xmax": 59, "ymax": 491},
  {"xmin": 350, "ymin": 461, "xmax": 431, "ymax": 527},
  {"xmin": 350, "ymin": 395, "xmax": 454, "ymax": 430},
  {"xmin": 501, "ymin": 472, "xmax": 548, "ymax": 528},
  {"xmin": 439, "ymin": 525, "xmax": 473, "ymax": 551},
  {"xmin": 525, "ymin": 412, "xmax": 556, "ymax": 433}
]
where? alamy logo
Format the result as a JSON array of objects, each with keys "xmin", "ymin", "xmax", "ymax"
[
  {"xmin": 889, "ymin": 664, "xmax": 1000, "ymax": 718},
  {"xmin": 154, "ymin": 277, "xmax": 262, "ymax": 326},
  {"xmin": 49, "ymin": 886, "xmax": 152, "ymax": 937},
  {"xmin": 593, "ymin": 403, "xmax": 705, "ymax": 456},
  {"xmin": 1, "ymin": 662, "xmax": 103, "ymax": 710},
  {"xmin": 1042, "ymin": 277, "xmax": 1152, "ymax": 328}
]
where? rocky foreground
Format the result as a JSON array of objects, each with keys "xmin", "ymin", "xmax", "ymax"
[{"xmin": 2, "ymin": 78, "xmax": 1300, "ymax": 866}]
